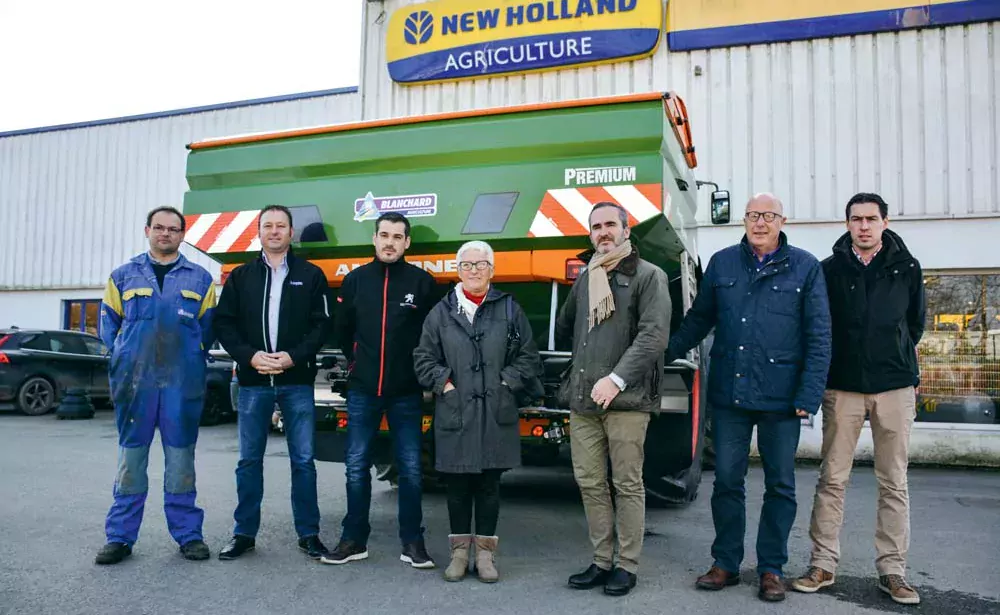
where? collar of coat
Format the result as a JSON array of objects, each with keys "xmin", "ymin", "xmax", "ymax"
[
  {"xmin": 256, "ymin": 246, "xmax": 300, "ymax": 269},
  {"xmin": 831, "ymin": 228, "xmax": 914, "ymax": 271},
  {"xmin": 576, "ymin": 244, "xmax": 640, "ymax": 276},
  {"xmin": 132, "ymin": 251, "xmax": 193, "ymax": 271}
]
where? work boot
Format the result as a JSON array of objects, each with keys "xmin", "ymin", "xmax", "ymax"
[
  {"xmin": 474, "ymin": 535, "xmax": 499, "ymax": 583},
  {"xmin": 879, "ymin": 574, "xmax": 921, "ymax": 605},
  {"xmin": 791, "ymin": 566, "xmax": 835, "ymax": 593},
  {"xmin": 95, "ymin": 542, "xmax": 132, "ymax": 565},
  {"xmin": 444, "ymin": 534, "xmax": 472, "ymax": 581},
  {"xmin": 179, "ymin": 540, "xmax": 210, "ymax": 561}
]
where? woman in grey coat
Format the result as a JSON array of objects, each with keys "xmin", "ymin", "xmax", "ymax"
[{"xmin": 413, "ymin": 240, "xmax": 543, "ymax": 584}]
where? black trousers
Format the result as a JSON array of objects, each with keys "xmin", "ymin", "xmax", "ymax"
[{"xmin": 443, "ymin": 470, "xmax": 505, "ymax": 536}]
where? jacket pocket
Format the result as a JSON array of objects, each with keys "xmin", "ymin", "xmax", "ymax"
[
  {"xmin": 122, "ymin": 287, "xmax": 154, "ymax": 320},
  {"xmin": 497, "ymin": 384, "xmax": 519, "ymax": 425},
  {"xmin": 713, "ymin": 277, "xmax": 738, "ymax": 311},
  {"xmin": 434, "ymin": 389, "xmax": 462, "ymax": 432},
  {"xmin": 763, "ymin": 350, "xmax": 801, "ymax": 401},
  {"xmin": 767, "ymin": 281, "xmax": 801, "ymax": 317}
]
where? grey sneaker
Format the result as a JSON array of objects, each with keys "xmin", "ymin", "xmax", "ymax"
[{"xmin": 879, "ymin": 574, "xmax": 920, "ymax": 605}]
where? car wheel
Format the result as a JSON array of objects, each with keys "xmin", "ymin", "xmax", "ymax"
[
  {"xmin": 18, "ymin": 377, "xmax": 56, "ymax": 416},
  {"xmin": 375, "ymin": 463, "xmax": 399, "ymax": 488},
  {"xmin": 200, "ymin": 386, "xmax": 227, "ymax": 426}
]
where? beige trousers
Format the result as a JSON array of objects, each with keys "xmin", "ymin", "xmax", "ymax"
[
  {"xmin": 570, "ymin": 410, "xmax": 650, "ymax": 574},
  {"xmin": 808, "ymin": 387, "xmax": 916, "ymax": 576}
]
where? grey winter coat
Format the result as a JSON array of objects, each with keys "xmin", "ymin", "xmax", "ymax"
[
  {"xmin": 413, "ymin": 287, "xmax": 543, "ymax": 474},
  {"xmin": 555, "ymin": 246, "xmax": 672, "ymax": 415}
]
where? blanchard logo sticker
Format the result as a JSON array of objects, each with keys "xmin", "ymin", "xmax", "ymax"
[
  {"xmin": 404, "ymin": 10, "xmax": 434, "ymax": 45},
  {"xmin": 564, "ymin": 166, "xmax": 636, "ymax": 186},
  {"xmin": 354, "ymin": 191, "xmax": 438, "ymax": 222}
]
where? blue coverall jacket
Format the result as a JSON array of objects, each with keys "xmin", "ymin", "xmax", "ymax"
[
  {"xmin": 668, "ymin": 232, "xmax": 832, "ymax": 414},
  {"xmin": 99, "ymin": 252, "xmax": 216, "ymax": 547}
]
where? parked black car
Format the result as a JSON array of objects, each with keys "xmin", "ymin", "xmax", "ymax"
[{"xmin": 0, "ymin": 328, "xmax": 235, "ymax": 424}]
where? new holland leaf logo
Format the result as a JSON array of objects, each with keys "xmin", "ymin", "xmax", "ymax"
[{"xmin": 404, "ymin": 10, "xmax": 433, "ymax": 45}]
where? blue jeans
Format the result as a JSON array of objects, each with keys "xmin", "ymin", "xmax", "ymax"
[
  {"xmin": 711, "ymin": 406, "xmax": 801, "ymax": 577},
  {"xmin": 340, "ymin": 390, "xmax": 424, "ymax": 545},
  {"xmin": 233, "ymin": 385, "xmax": 320, "ymax": 539}
]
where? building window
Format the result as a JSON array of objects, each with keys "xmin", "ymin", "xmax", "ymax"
[
  {"xmin": 917, "ymin": 273, "xmax": 1000, "ymax": 425},
  {"xmin": 64, "ymin": 299, "xmax": 102, "ymax": 336}
]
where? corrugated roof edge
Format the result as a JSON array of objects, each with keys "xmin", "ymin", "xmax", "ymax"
[{"xmin": 0, "ymin": 86, "xmax": 359, "ymax": 139}]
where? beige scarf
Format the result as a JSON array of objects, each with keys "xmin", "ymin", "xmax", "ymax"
[{"xmin": 587, "ymin": 239, "xmax": 632, "ymax": 331}]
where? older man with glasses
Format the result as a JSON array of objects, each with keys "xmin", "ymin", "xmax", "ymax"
[{"xmin": 667, "ymin": 193, "xmax": 832, "ymax": 602}]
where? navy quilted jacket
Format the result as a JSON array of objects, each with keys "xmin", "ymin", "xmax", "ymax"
[{"xmin": 668, "ymin": 232, "xmax": 832, "ymax": 414}]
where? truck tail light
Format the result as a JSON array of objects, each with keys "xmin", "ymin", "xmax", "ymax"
[{"xmin": 0, "ymin": 353, "xmax": 8, "ymax": 364}]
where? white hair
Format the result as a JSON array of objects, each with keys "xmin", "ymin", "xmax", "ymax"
[{"xmin": 456, "ymin": 240, "xmax": 494, "ymax": 265}]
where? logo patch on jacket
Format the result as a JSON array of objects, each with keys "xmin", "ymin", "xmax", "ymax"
[
  {"xmin": 178, "ymin": 309, "xmax": 195, "ymax": 319},
  {"xmin": 290, "ymin": 280, "xmax": 304, "ymax": 286},
  {"xmin": 400, "ymin": 293, "xmax": 417, "ymax": 309}
]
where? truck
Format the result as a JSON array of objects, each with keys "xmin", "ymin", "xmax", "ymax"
[{"xmin": 180, "ymin": 91, "xmax": 731, "ymax": 507}]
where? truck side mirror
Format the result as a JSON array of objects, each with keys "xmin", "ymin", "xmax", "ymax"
[{"xmin": 710, "ymin": 190, "xmax": 730, "ymax": 225}]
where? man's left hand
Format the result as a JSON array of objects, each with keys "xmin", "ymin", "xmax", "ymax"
[
  {"xmin": 796, "ymin": 409, "xmax": 809, "ymax": 417},
  {"xmin": 591, "ymin": 376, "xmax": 622, "ymax": 409},
  {"xmin": 268, "ymin": 352, "xmax": 294, "ymax": 370}
]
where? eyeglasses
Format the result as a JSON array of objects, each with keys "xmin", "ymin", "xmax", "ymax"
[
  {"xmin": 151, "ymin": 225, "xmax": 183, "ymax": 235},
  {"xmin": 744, "ymin": 211, "xmax": 781, "ymax": 223},
  {"xmin": 459, "ymin": 261, "xmax": 492, "ymax": 272}
]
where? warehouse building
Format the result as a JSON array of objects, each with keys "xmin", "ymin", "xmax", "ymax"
[{"xmin": 1, "ymin": 0, "xmax": 998, "ymax": 462}]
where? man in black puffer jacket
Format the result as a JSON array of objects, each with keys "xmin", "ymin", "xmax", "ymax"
[
  {"xmin": 324, "ymin": 212, "xmax": 437, "ymax": 570},
  {"xmin": 792, "ymin": 193, "xmax": 926, "ymax": 606}
]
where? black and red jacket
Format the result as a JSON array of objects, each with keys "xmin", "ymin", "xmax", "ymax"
[{"xmin": 335, "ymin": 256, "xmax": 436, "ymax": 398}]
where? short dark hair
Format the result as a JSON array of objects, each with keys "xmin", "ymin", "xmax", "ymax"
[
  {"xmin": 375, "ymin": 212, "xmax": 411, "ymax": 237},
  {"xmin": 845, "ymin": 193, "xmax": 889, "ymax": 221},
  {"xmin": 589, "ymin": 201, "xmax": 629, "ymax": 229},
  {"xmin": 258, "ymin": 204, "xmax": 293, "ymax": 228},
  {"xmin": 146, "ymin": 206, "xmax": 186, "ymax": 231}
]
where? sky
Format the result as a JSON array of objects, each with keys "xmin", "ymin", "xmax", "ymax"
[{"xmin": 0, "ymin": 0, "xmax": 363, "ymax": 132}]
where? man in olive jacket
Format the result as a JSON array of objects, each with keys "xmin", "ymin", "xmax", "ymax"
[{"xmin": 555, "ymin": 202, "xmax": 671, "ymax": 597}]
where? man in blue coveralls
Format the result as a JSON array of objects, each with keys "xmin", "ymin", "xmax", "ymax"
[{"xmin": 94, "ymin": 206, "xmax": 217, "ymax": 565}]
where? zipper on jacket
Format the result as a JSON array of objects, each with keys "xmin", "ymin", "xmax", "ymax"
[
  {"xmin": 377, "ymin": 268, "xmax": 388, "ymax": 396},
  {"xmin": 262, "ymin": 264, "xmax": 275, "ymax": 387}
]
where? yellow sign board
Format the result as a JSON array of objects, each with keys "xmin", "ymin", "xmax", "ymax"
[{"xmin": 386, "ymin": 0, "xmax": 663, "ymax": 84}]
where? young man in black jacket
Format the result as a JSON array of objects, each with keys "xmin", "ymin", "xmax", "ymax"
[
  {"xmin": 322, "ymin": 212, "xmax": 438, "ymax": 569},
  {"xmin": 792, "ymin": 193, "xmax": 926, "ymax": 606},
  {"xmin": 213, "ymin": 205, "xmax": 333, "ymax": 561}
]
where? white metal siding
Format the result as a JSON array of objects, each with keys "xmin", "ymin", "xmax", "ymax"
[
  {"xmin": 360, "ymin": 1, "xmax": 999, "ymax": 224},
  {"xmin": 0, "ymin": 94, "xmax": 359, "ymax": 290}
]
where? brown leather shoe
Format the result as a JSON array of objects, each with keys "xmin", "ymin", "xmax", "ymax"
[
  {"xmin": 695, "ymin": 566, "xmax": 740, "ymax": 590},
  {"xmin": 758, "ymin": 573, "xmax": 787, "ymax": 602}
]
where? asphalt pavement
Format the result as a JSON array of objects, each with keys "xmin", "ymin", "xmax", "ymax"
[{"xmin": 1, "ymin": 411, "xmax": 998, "ymax": 615}]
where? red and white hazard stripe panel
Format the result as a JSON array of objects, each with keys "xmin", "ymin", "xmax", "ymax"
[
  {"xmin": 184, "ymin": 211, "xmax": 261, "ymax": 254},
  {"xmin": 528, "ymin": 183, "xmax": 667, "ymax": 238}
]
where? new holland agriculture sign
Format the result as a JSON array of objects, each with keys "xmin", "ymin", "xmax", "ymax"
[{"xmin": 386, "ymin": 0, "xmax": 662, "ymax": 84}]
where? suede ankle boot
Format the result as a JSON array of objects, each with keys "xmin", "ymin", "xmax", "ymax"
[
  {"xmin": 444, "ymin": 534, "xmax": 472, "ymax": 582},
  {"xmin": 474, "ymin": 535, "xmax": 499, "ymax": 583}
]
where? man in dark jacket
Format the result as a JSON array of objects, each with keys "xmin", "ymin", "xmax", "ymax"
[
  {"xmin": 556, "ymin": 202, "xmax": 671, "ymax": 597},
  {"xmin": 668, "ymin": 193, "xmax": 832, "ymax": 602},
  {"xmin": 323, "ymin": 212, "xmax": 438, "ymax": 569},
  {"xmin": 792, "ymin": 193, "xmax": 925, "ymax": 606},
  {"xmin": 213, "ymin": 205, "xmax": 333, "ymax": 561}
]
